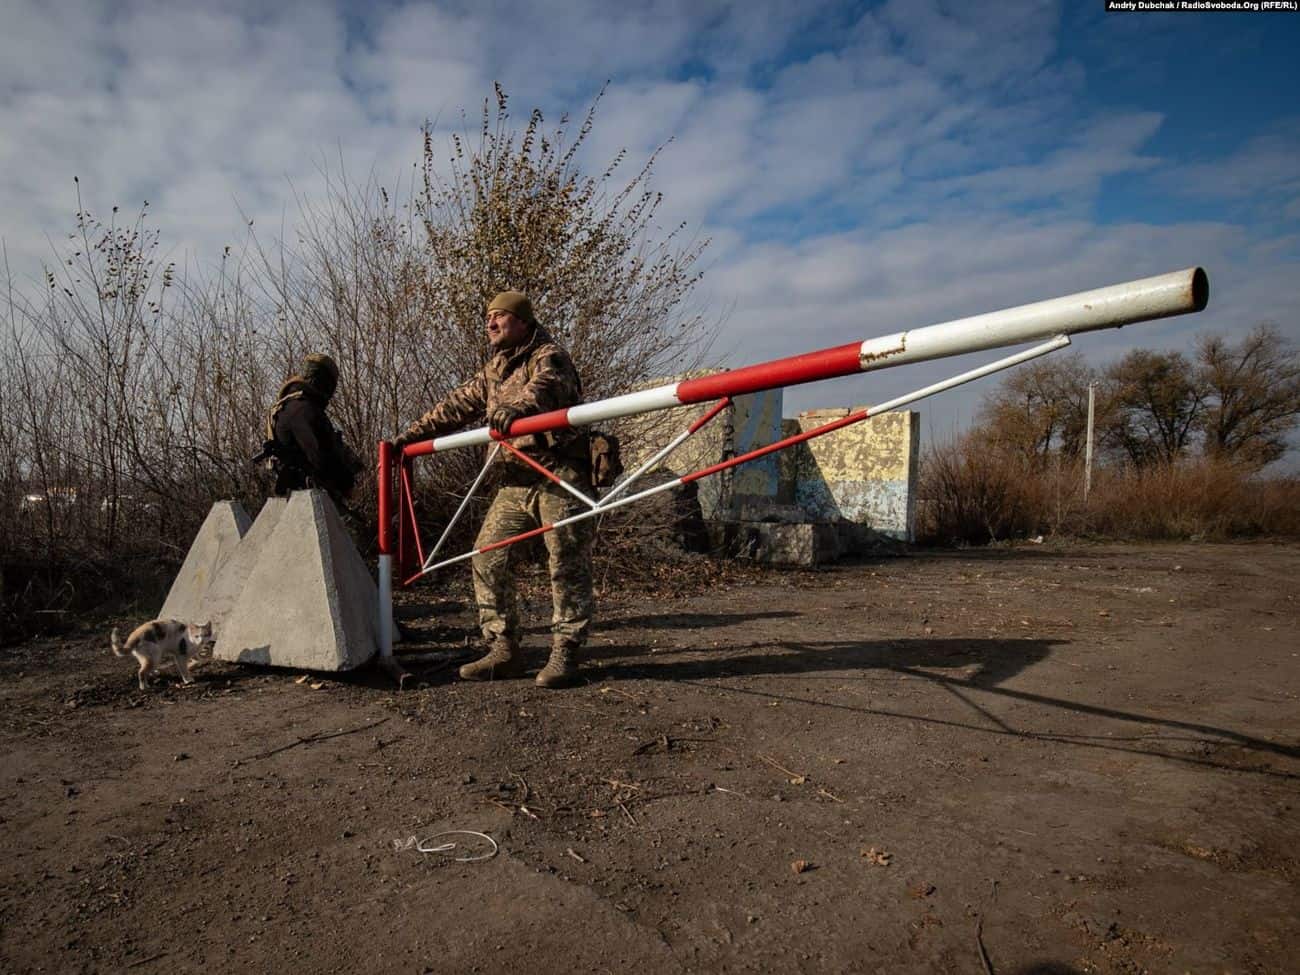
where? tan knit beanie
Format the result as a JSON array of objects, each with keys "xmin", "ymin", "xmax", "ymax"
[{"xmin": 487, "ymin": 291, "xmax": 536, "ymax": 325}]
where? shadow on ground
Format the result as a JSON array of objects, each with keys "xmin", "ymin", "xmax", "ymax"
[{"xmin": 586, "ymin": 628, "xmax": 1299, "ymax": 774}]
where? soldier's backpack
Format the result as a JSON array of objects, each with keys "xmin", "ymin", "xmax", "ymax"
[
  {"xmin": 589, "ymin": 431, "xmax": 623, "ymax": 489},
  {"xmin": 251, "ymin": 387, "xmax": 363, "ymax": 489},
  {"xmin": 250, "ymin": 388, "xmax": 306, "ymax": 471}
]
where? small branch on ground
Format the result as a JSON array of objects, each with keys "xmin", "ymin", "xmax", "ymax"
[
  {"xmin": 126, "ymin": 952, "xmax": 168, "ymax": 969},
  {"xmin": 633, "ymin": 734, "xmax": 718, "ymax": 755},
  {"xmin": 759, "ymin": 753, "xmax": 806, "ymax": 781},
  {"xmin": 538, "ymin": 701, "xmax": 603, "ymax": 715},
  {"xmin": 616, "ymin": 799, "xmax": 637, "ymax": 825},
  {"xmin": 601, "ymin": 778, "xmax": 641, "ymax": 791},
  {"xmin": 509, "ymin": 770, "xmax": 530, "ymax": 804},
  {"xmin": 244, "ymin": 718, "xmax": 389, "ymax": 761},
  {"xmin": 975, "ymin": 916, "xmax": 995, "ymax": 975}
]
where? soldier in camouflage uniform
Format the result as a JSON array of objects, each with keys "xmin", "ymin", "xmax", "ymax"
[
  {"xmin": 392, "ymin": 292, "xmax": 593, "ymax": 688},
  {"xmin": 258, "ymin": 353, "xmax": 363, "ymax": 503}
]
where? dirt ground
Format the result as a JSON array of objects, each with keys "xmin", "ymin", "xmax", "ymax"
[{"xmin": 1, "ymin": 542, "xmax": 1297, "ymax": 975}]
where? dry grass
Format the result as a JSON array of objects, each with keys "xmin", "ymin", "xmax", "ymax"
[{"xmin": 918, "ymin": 435, "xmax": 1300, "ymax": 545}]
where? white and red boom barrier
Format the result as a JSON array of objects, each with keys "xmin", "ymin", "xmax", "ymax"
[
  {"xmin": 395, "ymin": 267, "xmax": 1206, "ymax": 460},
  {"xmin": 374, "ymin": 267, "xmax": 1208, "ymax": 667}
]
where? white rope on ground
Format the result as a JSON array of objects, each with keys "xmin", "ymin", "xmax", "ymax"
[{"xmin": 393, "ymin": 830, "xmax": 499, "ymax": 862}]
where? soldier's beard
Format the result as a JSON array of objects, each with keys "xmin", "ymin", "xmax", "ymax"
[{"xmin": 490, "ymin": 324, "xmax": 531, "ymax": 351}]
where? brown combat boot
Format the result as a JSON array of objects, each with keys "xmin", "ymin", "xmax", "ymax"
[
  {"xmin": 536, "ymin": 641, "xmax": 580, "ymax": 689},
  {"xmin": 459, "ymin": 639, "xmax": 525, "ymax": 681}
]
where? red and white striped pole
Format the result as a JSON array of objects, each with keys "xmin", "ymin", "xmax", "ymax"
[
  {"xmin": 377, "ymin": 439, "xmax": 393, "ymax": 651},
  {"xmin": 398, "ymin": 267, "xmax": 1207, "ymax": 462},
  {"xmin": 375, "ymin": 439, "xmax": 411, "ymax": 684}
]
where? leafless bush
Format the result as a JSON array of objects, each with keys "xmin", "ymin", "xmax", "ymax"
[
  {"xmin": 1, "ymin": 193, "xmax": 216, "ymax": 636},
  {"xmin": 1, "ymin": 87, "xmax": 715, "ymax": 639},
  {"xmin": 916, "ymin": 434, "xmax": 1047, "ymax": 544}
]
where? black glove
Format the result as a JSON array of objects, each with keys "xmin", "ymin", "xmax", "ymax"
[{"xmin": 489, "ymin": 406, "xmax": 523, "ymax": 437}]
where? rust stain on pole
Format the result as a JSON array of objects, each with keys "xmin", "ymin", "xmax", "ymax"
[{"xmin": 860, "ymin": 335, "xmax": 906, "ymax": 365}]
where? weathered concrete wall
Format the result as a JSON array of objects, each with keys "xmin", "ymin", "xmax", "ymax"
[
  {"xmin": 791, "ymin": 409, "xmax": 919, "ymax": 541},
  {"xmin": 614, "ymin": 372, "xmax": 920, "ymax": 552},
  {"xmin": 706, "ymin": 519, "xmax": 902, "ymax": 567},
  {"xmin": 729, "ymin": 387, "xmax": 784, "ymax": 513}
]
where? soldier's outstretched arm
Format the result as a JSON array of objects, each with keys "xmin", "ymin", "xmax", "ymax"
[{"xmin": 394, "ymin": 373, "xmax": 488, "ymax": 447}]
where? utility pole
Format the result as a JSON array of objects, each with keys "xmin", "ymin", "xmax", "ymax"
[{"xmin": 1084, "ymin": 382, "xmax": 1096, "ymax": 500}]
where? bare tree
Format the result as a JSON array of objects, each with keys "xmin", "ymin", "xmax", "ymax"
[
  {"xmin": 415, "ymin": 84, "xmax": 712, "ymax": 405},
  {"xmin": 1196, "ymin": 324, "xmax": 1300, "ymax": 469},
  {"xmin": 1103, "ymin": 349, "xmax": 1204, "ymax": 466},
  {"xmin": 976, "ymin": 352, "xmax": 1099, "ymax": 463}
]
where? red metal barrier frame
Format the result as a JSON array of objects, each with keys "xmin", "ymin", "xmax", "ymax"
[
  {"xmin": 398, "ymin": 460, "xmax": 426, "ymax": 584},
  {"xmin": 396, "ymin": 396, "xmax": 735, "ymax": 583},
  {"xmin": 390, "ymin": 338, "xmax": 1072, "ymax": 584},
  {"xmin": 491, "ymin": 435, "xmax": 598, "ymax": 509},
  {"xmin": 404, "ymin": 402, "xmax": 874, "ymax": 580}
]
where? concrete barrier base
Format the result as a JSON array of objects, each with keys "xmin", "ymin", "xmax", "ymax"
[
  {"xmin": 203, "ymin": 497, "xmax": 287, "ymax": 633},
  {"xmin": 707, "ymin": 519, "xmax": 904, "ymax": 567},
  {"xmin": 159, "ymin": 501, "xmax": 251, "ymax": 622},
  {"xmin": 214, "ymin": 490, "xmax": 379, "ymax": 671}
]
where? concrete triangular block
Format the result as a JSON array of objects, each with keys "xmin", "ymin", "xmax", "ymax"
[
  {"xmin": 160, "ymin": 501, "xmax": 251, "ymax": 622},
  {"xmin": 202, "ymin": 497, "xmax": 287, "ymax": 632},
  {"xmin": 213, "ymin": 490, "xmax": 378, "ymax": 671}
]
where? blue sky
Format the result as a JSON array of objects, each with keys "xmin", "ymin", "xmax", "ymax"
[{"xmin": 2, "ymin": 0, "xmax": 1297, "ymax": 447}]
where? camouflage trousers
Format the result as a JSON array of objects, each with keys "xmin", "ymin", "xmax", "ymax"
[{"xmin": 472, "ymin": 466, "xmax": 594, "ymax": 649}]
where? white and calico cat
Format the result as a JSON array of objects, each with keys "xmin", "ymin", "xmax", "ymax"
[{"xmin": 111, "ymin": 619, "xmax": 213, "ymax": 690}]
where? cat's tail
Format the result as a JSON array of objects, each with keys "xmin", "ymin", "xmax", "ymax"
[{"xmin": 110, "ymin": 627, "xmax": 128, "ymax": 657}]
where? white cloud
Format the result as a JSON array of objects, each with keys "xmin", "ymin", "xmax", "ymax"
[
  {"xmin": 349, "ymin": 3, "xmax": 484, "ymax": 122},
  {"xmin": 700, "ymin": 213, "xmax": 1297, "ymax": 431},
  {"xmin": 1170, "ymin": 124, "xmax": 1300, "ymax": 206},
  {"xmin": 928, "ymin": 111, "xmax": 1164, "ymax": 208},
  {"xmin": 0, "ymin": 0, "xmax": 1294, "ymax": 454},
  {"xmin": 875, "ymin": 0, "xmax": 1062, "ymax": 88}
]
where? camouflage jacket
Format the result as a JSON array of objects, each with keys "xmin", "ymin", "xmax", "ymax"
[{"xmin": 400, "ymin": 323, "xmax": 588, "ymax": 471}]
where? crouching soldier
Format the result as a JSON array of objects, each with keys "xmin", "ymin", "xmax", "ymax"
[
  {"xmin": 256, "ymin": 353, "xmax": 363, "ymax": 502},
  {"xmin": 391, "ymin": 291, "xmax": 594, "ymax": 689}
]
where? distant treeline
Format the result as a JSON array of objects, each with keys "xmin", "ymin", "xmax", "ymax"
[{"xmin": 917, "ymin": 333, "xmax": 1300, "ymax": 544}]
